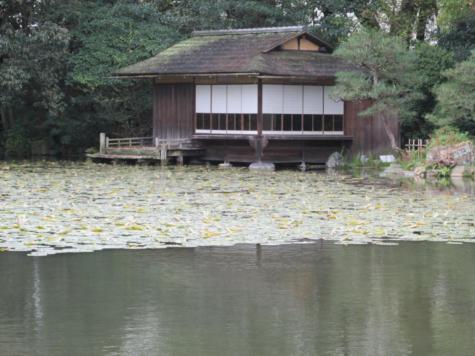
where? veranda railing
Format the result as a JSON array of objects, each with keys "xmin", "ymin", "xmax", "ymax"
[{"xmin": 99, "ymin": 133, "xmax": 193, "ymax": 153}]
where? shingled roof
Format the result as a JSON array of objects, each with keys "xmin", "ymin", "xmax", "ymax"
[{"xmin": 115, "ymin": 26, "xmax": 352, "ymax": 78}]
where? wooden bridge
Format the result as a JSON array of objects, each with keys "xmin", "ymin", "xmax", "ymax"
[{"xmin": 87, "ymin": 133, "xmax": 204, "ymax": 165}]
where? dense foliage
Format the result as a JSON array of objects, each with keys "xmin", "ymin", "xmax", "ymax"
[
  {"xmin": 439, "ymin": 10, "xmax": 475, "ymax": 62},
  {"xmin": 428, "ymin": 51, "xmax": 475, "ymax": 131},
  {"xmin": 0, "ymin": 0, "xmax": 474, "ymax": 157}
]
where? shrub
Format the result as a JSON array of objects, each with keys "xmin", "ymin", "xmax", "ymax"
[
  {"xmin": 427, "ymin": 127, "xmax": 472, "ymax": 149},
  {"xmin": 4, "ymin": 125, "xmax": 31, "ymax": 158},
  {"xmin": 427, "ymin": 163, "xmax": 453, "ymax": 178},
  {"xmin": 85, "ymin": 147, "xmax": 98, "ymax": 154},
  {"xmin": 399, "ymin": 150, "xmax": 426, "ymax": 170}
]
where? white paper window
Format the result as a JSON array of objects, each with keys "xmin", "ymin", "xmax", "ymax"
[
  {"xmin": 303, "ymin": 86, "xmax": 324, "ymax": 114},
  {"xmin": 324, "ymin": 88, "xmax": 344, "ymax": 115},
  {"xmin": 263, "ymin": 85, "xmax": 283, "ymax": 113},
  {"xmin": 227, "ymin": 85, "xmax": 242, "ymax": 113},
  {"xmin": 242, "ymin": 85, "xmax": 258, "ymax": 114},
  {"xmin": 283, "ymin": 85, "xmax": 303, "ymax": 114},
  {"xmin": 196, "ymin": 85, "xmax": 211, "ymax": 113},
  {"xmin": 211, "ymin": 85, "xmax": 227, "ymax": 113}
]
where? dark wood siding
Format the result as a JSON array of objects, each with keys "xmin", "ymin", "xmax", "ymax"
[
  {"xmin": 344, "ymin": 100, "xmax": 400, "ymax": 155},
  {"xmin": 153, "ymin": 83, "xmax": 194, "ymax": 140},
  {"xmin": 199, "ymin": 138, "xmax": 351, "ymax": 164}
]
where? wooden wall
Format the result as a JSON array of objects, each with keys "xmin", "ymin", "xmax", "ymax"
[
  {"xmin": 200, "ymin": 138, "xmax": 351, "ymax": 164},
  {"xmin": 153, "ymin": 83, "xmax": 195, "ymax": 140},
  {"xmin": 152, "ymin": 82, "xmax": 400, "ymax": 162},
  {"xmin": 344, "ymin": 100, "xmax": 400, "ymax": 155}
]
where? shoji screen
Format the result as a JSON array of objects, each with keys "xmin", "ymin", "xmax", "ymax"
[
  {"xmin": 241, "ymin": 85, "xmax": 258, "ymax": 114},
  {"xmin": 195, "ymin": 84, "xmax": 258, "ymax": 132},
  {"xmin": 303, "ymin": 86, "xmax": 323, "ymax": 114},
  {"xmin": 283, "ymin": 85, "xmax": 303, "ymax": 114},
  {"xmin": 211, "ymin": 85, "xmax": 227, "ymax": 113},
  {"xmin": 227, "ymin": 85, "xmax": 242, "ymax": 113},
  {"xmin": 323, "ymin": 88, "xmax": 344, "ymax": 115},
  {"xmin": 263, "ymin": 85, "xmax": 283, "ymax": 113},
  {"xmin": 196, "ymin": 85, "xmax": 211, "ymax": 113}
]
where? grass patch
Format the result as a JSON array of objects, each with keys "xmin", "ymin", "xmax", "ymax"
[{"xmin": 342, "ymin": 155, "xmax": 389, "ymax": 170}]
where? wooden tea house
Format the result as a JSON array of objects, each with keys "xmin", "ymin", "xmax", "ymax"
[{"xmin": 90, "ymin": 26, "xmax": 399, "ymax": 167}]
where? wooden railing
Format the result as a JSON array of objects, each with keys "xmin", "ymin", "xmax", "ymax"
[
  {"xmin": 405, "ymin": 139, "xmax": 430, "ymax": 151},
  {"xmin": 99, "ymin": 133, "xmax": 195, "ymax": 153},
  {"xmin": 107, "ymin": 136, "xmax": 154, "ymax": 148}
]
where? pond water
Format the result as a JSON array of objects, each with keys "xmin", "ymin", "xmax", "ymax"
[
  {"xmin": 2, "ymin": 242, "xmax": 475, "ymax": 355},
  {"xmin": 1, "ymin": 161, "xmax": 475, "ymax": 256}
]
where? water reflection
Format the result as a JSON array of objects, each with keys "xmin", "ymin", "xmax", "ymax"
[
  {"xmin": 1, "ymin": 242, "xmax": 475, "ymax": 355},
  {"xmin": 342, "ymin": 167, "xmax": 475, "ymax": 196}
]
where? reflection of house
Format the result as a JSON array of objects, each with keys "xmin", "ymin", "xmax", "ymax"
[{"xmin": 108, "ymin": 26, "xmax": 399, "ymax": 165}]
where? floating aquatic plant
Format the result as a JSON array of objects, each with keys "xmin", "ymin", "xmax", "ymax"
[{"xmin": 0, "ymin": 161, "xmax": 474, "ymax": 256}]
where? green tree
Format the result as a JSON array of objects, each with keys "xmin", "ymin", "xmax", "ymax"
[
  {"xmin": 0, "ymin": 0, "xmax": 182, "ymax": 155},
  {"xmin": 384, "ymin": 0, "xmax": 437, "ymax": 43},
  {"xmin": 437, "ymin": 0, "xmax": 475, "ymax": 28},
  {"xmin": 57, "ymin": 1, "xmax": 182, "ymax": 149},
  {"xmin": 428, "ymin": 50, "xmax": 475, "ymax": 132},
  {"xmin": 439, "ymin": 10, "xmax": 475, "ymax": 62},
  {"xmin": 331, "ymin": 28, "xmax": 421, "ymax": 150},
  {"xmin": 401, "ymin": 43, "xmax": 454, "ymax": 139},
  {"xmin": 0, "ymin": 1, "xmax": 70, "ymax": 156}
]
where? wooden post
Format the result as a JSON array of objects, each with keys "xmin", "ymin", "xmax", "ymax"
[
  {"xmin": 257, "ymin": 79, "xmax": 263, "ymax": 137},
  {"xmin": 99, "ymin": 133, "xmax": 106, "ymax": 153},
  {"xmin": 256, "ymin": 138, "xmax": 262, "ymax": 162},
  {"xmin": 160, "ymin": 143, "xmax": 168, "ymax": 166},
  {"xmin": 256, "ymin": 79, "xmax": 263, "ymax": 162},
  {"xmin": 177, "ymin": 154, "xmax": 184, "ymax": 166}
]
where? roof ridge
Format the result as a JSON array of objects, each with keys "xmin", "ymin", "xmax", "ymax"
[{"xmin": 192, "ymin": 26, "xmax": 305, "ymax": 36}]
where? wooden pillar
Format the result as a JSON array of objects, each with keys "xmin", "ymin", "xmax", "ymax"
[
  {"xmin": 99, "ymin": 133, "xmax": 106, "ymax": 154},
  {"xmin": 257, "ymin": 79, "xmax": 263, "ymax": 137},
  {"xmin": 160, "ymin": 143, "xmax": 168, "ymax": 166},
  {"xmin": 256, "ymin": 79, "xmax": 263, "ymax": 162},
  {"xmin": 152, "ymin": 84, "xmax": 158, "ymax": 139},
  {"xmin": 177, "ymin": 154, "xmax": 184, "ymax": 166}
]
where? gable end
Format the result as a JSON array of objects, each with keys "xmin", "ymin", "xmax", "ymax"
[{"xmin": 263, "ymin": 32, "xmax": 332, "ymax": 53}]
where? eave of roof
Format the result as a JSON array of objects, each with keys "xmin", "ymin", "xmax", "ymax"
[{"xmin": 114, "ymin": 26, "xmax": 343, "ymax": 78}]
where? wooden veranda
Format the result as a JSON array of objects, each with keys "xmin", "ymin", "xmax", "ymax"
[{"xmin": 87, "ymin": 133, "xmax": 204, "ymax": 165}]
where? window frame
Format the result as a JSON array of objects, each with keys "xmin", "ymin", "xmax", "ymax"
[
  {"xmin": 195, "ymin": 84, "xmax": 345, "ymax": 135},
  {"xmin": 195, "ymin": 84, "xmax": 258, "ymax": 135},
  {"xmin": 262, "ymin": 85, "xmax": 344, "ymax": 135}
]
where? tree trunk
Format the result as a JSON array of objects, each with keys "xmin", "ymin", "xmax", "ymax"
[
  {"xmin": 0, "ymin": 106, "xmax": 10, "ymax": 131},
  {"xmin": 382, "ymin": 115, "xmax": 399, "ymax": 151}
]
